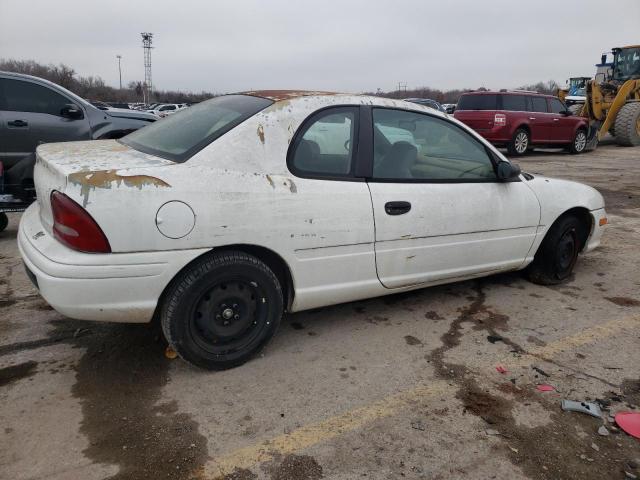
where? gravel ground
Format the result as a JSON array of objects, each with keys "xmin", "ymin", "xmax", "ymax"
[{"xmin": 1, "ymin": 142, "xmax": 639, "ymax": 480}]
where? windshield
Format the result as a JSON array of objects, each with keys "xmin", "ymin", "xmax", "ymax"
[
  {"xmin": 614, "ymin": 47, "xmax": 640, "ymax": 81},
  {"xmin": 121, "ymin": 94, "xmax": 273, "ymax": 162},
  {"xmin": 456, "ymin": 94, "xmax": 498, "ymax": 110}
]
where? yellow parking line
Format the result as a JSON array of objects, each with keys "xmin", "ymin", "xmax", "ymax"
[
  {"xmin": 210, "ymin": 382, "xmax": 455, "ymax": 476},
  {"xmin": 209, "ymin": 313, "xmax": 640, "ymax": 476}
]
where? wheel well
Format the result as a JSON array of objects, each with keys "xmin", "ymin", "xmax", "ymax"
[
  {"xmin": 553, "ymin": 207, "xmax": 592, "ymax": 252},
  {"xmin": 152, "ymin": 244, "xmax": 295, "ymax": 324},
  {"xmin": 516, "ymin": 124, "xmax": 531, "ymax": 136}
]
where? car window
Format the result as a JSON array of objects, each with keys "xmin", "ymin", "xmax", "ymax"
[
  {"xmin": 372, "ymin": 108, "xmax": 496, "ymax": 181},
  {"xmin": 289, "ymin": 107, "xmax": 357, "ymax": 177},
  {"xmin": 121, "ymin": 94, "xmax": 273, "ymax": 162},
  {"xmin": 530, "ymin": 96, "xmax": 548, "ymax": 113},
  {"xmin": 456, "ymin": 94, "xmax": 498, "ymax": 111},
  {"xmin": 0, "ymin": 78, "xmax": 71, "ymax": 116},
  {"xmin": 549, "ymin": 98, "xmax": 566, "ymax": 114},
  {"xmin": 501, "ymin": 95, "xmax": 527, "ymax": 112}
]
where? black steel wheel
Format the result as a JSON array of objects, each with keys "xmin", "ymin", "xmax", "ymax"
[
  {"xmin": 526, "ymin": 215, "xmax": 585, "ymax": 285},
  {"xmin": 161, "ymin": 251, "xmax": 283, "ymax": 370}
]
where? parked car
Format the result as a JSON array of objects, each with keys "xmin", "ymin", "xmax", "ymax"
[
  {"xmin": 453, "ymin": 91, "xmax": 589, "ymax": 155},
  {"xmin": 404, "ymin": 98, "xmax": 446, "ymax": 112},
  {"xmin": 0, "ymin": 71, "xmax": 158, "ymax": 230},
  {"xmin": 148, "ymin": 103, "xmax": 186, "ymax": 118},
  {"xmin": 19, "ymin": 91, "xmax": 606, "ymax": 369},
  {"xmin": 442, "ymin": 103, "xmax": 456, "ymax": 114}
]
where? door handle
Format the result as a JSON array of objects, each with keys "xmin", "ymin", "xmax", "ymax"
[
  {"xmin": 553, "ymin": 118, "xmax": 559, "ymax": 121},
  {"xmin": 529, "ymin": 117, "xmax": 536, "ymax": 120},
  {"xmin": 8, "ymin": 120, "xmax": 28, "ymax": 127},
  {"xmin": 384, "ymin": 201, "xmax": 411, "ymax": 215}
]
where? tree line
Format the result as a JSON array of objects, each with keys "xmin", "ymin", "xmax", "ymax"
[{"xmin": 1, "ymin": 58, "xmax": 561, "ymax": 105}]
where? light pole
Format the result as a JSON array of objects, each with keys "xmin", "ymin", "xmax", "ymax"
[{"xmin": 116, "ymin": 55, "xmax": 122, "ymax": 89}]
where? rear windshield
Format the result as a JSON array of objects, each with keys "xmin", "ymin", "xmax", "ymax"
[
  {"xmin": 120, "ymin": 94, "xmax": 273, "ymax": 162},
  {"xmin": 456, "ymin": 94, "xmax": 498, "ymax": 111}
]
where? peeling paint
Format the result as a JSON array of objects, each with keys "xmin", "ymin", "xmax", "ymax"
[
  {"xmin": 288, "ymin": 179, "xmax": 297, "ymax": 194},
  {"xmin": 69, "ymin": 170, "xmax": 171, "ymax": 207},
  {"xmin": 244, "ymin": 90, "xmax": 338, "ymax": 102},
  {"xmin": 266, "ymin": 175, "xmax": 275, "ymax": 189},
  {"xmin": 257, "ymin": 124, "xmax": 265, "ymax": 144}
]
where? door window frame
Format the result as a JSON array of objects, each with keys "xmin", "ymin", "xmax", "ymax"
[
  {"xmin": 0, "ymin": 77, "xmax": 79, "ymax": 117},
  {"xmin": 362, "ymin": 105, "xmax": 510, "ymax": 184}
]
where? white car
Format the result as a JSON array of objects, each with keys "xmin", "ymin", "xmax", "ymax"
[
  {"xmin": 18, "ymin": 91, "xmax": 607, "ymax": 369},
  {"xmin": 149, "ymin": 103, "xmax": 185, "ymax": 118}
]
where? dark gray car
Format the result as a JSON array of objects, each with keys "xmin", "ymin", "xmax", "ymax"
[
  {"xmin": 0, "ymin": 72, "xmax": 157, "ymax": 231},
  {"xmin": 0, "ymin": 71, "xmax": 156, "ymax": 170}
]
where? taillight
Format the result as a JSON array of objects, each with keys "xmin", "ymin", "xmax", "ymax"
[
  {"xmin": 494, "ymin": 113, "xmax": 507, "ymax": 127},
  {"xmin": 51, "ymin": 191, "xmax": 111, "ymax": 253}
]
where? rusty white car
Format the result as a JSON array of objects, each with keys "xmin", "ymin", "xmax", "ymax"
[{"xmin": 18, "ymin": 91, "xmax": 607, "ymax": 369}]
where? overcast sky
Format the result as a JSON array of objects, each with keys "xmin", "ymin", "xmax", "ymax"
[{"xmin": 1, "ymin": 0, "xmax": 639, "ymax": 94}]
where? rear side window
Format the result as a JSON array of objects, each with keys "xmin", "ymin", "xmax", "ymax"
[
  {"xmin": 121, "ymin": 95, "xmax": 273, "ymax": 162},
  {"xmin": 0, "ymin": 78, "xmax": 71, "ymax": 116},
  {"xmin": 501, "ymin": 95, "xmax": 527, "ymax": 112},
  {"xmin": 456, "ymin": 94, "xmax": 498, "ymax": 111},
  {"xmin": 289, "ymin": 107, "xmax": 358, "ymax": 178},
  {"xmin": 530, "ymin": 97, "xmax": 548, "ymax": 113},
  {"xmin": 549, "ymin": 98, "xmax": 566, "ymax": 114}
]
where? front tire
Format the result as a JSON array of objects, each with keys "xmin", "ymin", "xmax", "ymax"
[
  {"xmin": 526, "ymin": 215, "xmax": 586, "ymax": 285},
  {"xmin": 161, "ymin": 251, "xmax": 283, "ymax": 370},
  {"xmin": 507, "ymin": 128, "xmax": 529, "ymax": 156},
  {"xmin": 0, "ymin": 213, "xmax": 8, "ymax": 233},
  {"xmin": 568, "ymin": 129, "xmax": 587, "ymax": 154},
  {"xmin": 614, "ymin": 102, "xmax": 640, "ymax": 146}
]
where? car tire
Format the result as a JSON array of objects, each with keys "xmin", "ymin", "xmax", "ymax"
[
  {"xmin": 161, "ymin": 250, "xmax": 283, "ymax": 370},
  {"xmin": 0, "ymin": 213, "xmax": 8, "ymax": 233},
  {"xmin": 568, "ymin": 128, "xmax": 588, "ymax": 154},
  {"xmin": 525, "ymin": 214, "xmax": 587, "ymax": 285},
  {"xmin": 614, "ymin": 102, "xmax": 640, "ymax": 146},
  {"xmin": 507, "ymin": 128, "xmax": 529, "ymax": 156}
]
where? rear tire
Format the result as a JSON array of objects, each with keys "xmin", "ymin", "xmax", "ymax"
[
  {"xmin": 568, "ymin": 129, "xmax": 587, "ymax": 154},
  {"xmin": 0, "ymin": 213, "xmax": 8, "ymax": 233},
  {"xmin": 161, "ymin": 251, "xmax": 283, "ymax": 370},
  {"xmin": 507, "ymin": 128, "xmax": 529, "ymax": 156},
  {"xmin": 614, "ymin": 102, "xmax": 640, "ymax": 146},
  {"xmin": 526, "ymin": 215, "xmax": 586, "ymax": 285}
]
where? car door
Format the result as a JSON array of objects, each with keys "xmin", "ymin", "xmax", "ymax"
[
  {"xmin": 366, "ymin": 107, "xmax": 540, "ymax": 289},
  {"xmin": 527, "ymin": 96, "xmax": 550, "ymax": 142},
  {"xmin": 0, "ymin": 78, "xmax": 91, "ymax": 169},
  {"xmin": 548, "ymin": 97, "xmax": 574, "ymax": 142}
]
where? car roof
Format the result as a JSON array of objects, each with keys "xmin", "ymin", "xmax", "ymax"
[
  {"xmin": 242, "ymin": 90, "xmax": 340, "ymax": 102},
  {"xmin": 460, "ymin": 90, "xmax": 552, "ymax": 98}
]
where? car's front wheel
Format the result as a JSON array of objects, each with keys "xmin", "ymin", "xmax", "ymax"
[
  {"xmin": 568, "ymin": 128, "xmax": 587, "ymax": 154},
  {"xmin": 0, "ymin": 212, "xmax": 8, "ymax": 233},
  {"xmin": 507, "ymin": 128, "xmax": 529, "ymax": 156},
  {"xmin": 161, "ymin": 251, "xmax": 283, "ymax": 370},
  {"xmin": 525, "ymin": 214, "xmax": 587, "ymax": 285}
]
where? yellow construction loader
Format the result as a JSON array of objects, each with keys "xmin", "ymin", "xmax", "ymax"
[{"xmin": 580, "ymin": 45, "xmax": 640, "ymax": 148}]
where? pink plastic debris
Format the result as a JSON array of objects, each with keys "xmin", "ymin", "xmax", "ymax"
[
  {"xmin": 615, "ymin": 412, "xmax": 640, "ymax": 439},
  {"xmin": 496, "ymin": 365, "xmax": 508, "ymax": 374},
  {"xmin": 536, "ymin": 384, "xmax": 555, "ymax": 392}
]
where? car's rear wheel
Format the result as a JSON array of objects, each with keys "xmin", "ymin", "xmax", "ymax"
[
  {"xmin": 161, "ymin": 251, "xmax": 283, "ymax": 370},
  {"xmin": 0, "ymin": 213, "xmax": 8, "ymax": 233},
  {"xmin": 525, "ymin": 215, "xmax": 586, "ymax": 285},
  {"xmin": 507, "ymin": 128, "xmax": 529, "ymax": 156},
  {"xmin": 568, "ymin": 128, "xmax": 587, "ymax": 154}
]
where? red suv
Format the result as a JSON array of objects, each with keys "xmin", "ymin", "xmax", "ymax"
[{"xmin": 453, "ymin": 91, "xmax": 589, "ymax": 155}]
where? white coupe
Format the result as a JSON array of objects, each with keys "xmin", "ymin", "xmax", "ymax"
[{"xmin": 18, "ymin": 91, "xmax": 607, "ymax": 369}]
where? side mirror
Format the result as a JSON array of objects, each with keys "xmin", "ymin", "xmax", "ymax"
[
  {"xmin": 496, "ymin": 160, "xmax": 521, "ymax": 181},
  {"xmin": 61, "ymin": 104, "xmax": 84, "ymax": 120}
]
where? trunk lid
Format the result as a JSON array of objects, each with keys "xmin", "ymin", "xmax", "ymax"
[{"xmin": 34, "ymin": 140, "xmax": 174, "ymax": 233}]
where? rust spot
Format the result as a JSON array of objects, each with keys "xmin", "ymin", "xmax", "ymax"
[
  {"xmin": 243, "ymin": 90, "xmax": 338, "ymax": 102},
  {"xmin": 69, "ymin": 170, "xmax": 171, "ymax": 207},
  {"xmin": 266, "ymin": 175, "xmax": 275, "ymax": 189},
  {"xmin": 257, "ymin": 124, "xmax": 265, "ymax": 144}
]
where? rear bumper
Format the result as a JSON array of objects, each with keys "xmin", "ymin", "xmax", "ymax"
[{"xmin": 18, "ymin": 203, "xmax": 210, "ymax": 323}]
